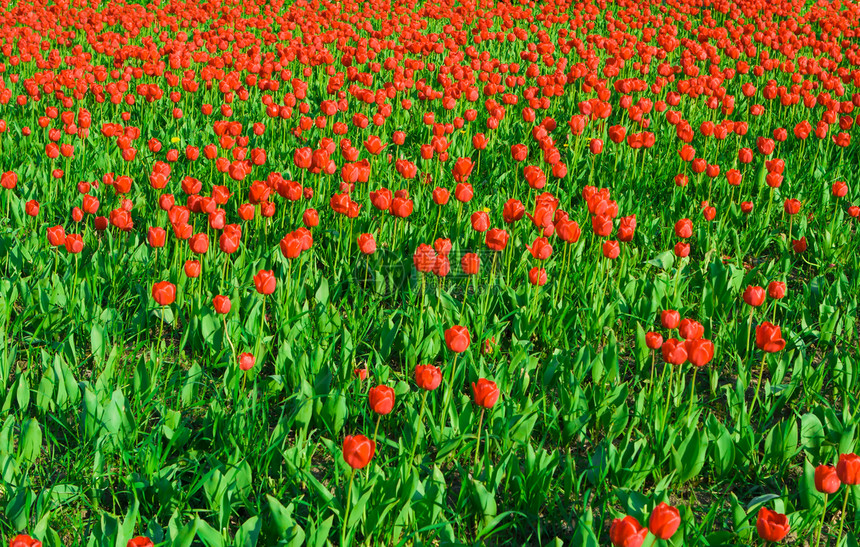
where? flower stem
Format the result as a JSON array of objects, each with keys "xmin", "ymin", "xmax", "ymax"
[
  {"xmin": 474, "ymin": 408, "xmax": 484, "ymax": 471},
  {"xmin": 341, "ymin": 469, "xmax": 356, "ymax": 546},
  {"xmin": 835, "ymin": 486, "xmax": 850, "ymax": 547},
  {"xmin": 814, "ymin": 492, "xmax": 828, "ymax": 547}
]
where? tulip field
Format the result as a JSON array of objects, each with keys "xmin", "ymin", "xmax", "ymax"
[{"xmin": 5, "ymin": 0, "xmax": 860, "ymax": 544}]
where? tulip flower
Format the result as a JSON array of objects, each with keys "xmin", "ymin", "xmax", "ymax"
[
  {"xmin": 648, "ymin": 502, "xmax": 681, "ymax": 539},
  {"xmin": 9, "ymin": 535, "xmax": 42, "ymax": 547},
  {"xmin": 609, "ymin": 515, "xmax": 648, "ymax": 547},
  {"xmin": 756, "ymin": 507, "xmax": 789, "ymax": 542},
  {"xmin": 127, "ymin": 537, "xmax": 154, "ymax": 547}
]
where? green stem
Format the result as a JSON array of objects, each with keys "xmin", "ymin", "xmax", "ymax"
[
  {"xmin": 409, "ymin": 391, "xmax": 429, "ymax": 465},
  {"xmin": 813, "ymin": 492, "xmax": 828, "ymax": 547},
  {"xmin": 835, "ymin": 484, "xmax": 850, "ymax": 547},
  {"xmin": 341, "ymin": 469, "xmax": 357, "ymax": 546},
  {"xmin": 474, "ymin": 408, "xmax": 484, "ymax": 471},
  {"xmin": 439, "ymin": 353, "xmax": 460, "ymax": 434}
]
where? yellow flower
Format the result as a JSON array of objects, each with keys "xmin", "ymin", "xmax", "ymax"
[
  {"xmin": 482, "ymin": 207, "xmax": 491, "ymax": 213},
  {"xmin": 171, "ymin": 137, "xmax": 180, "ymax": 143}
]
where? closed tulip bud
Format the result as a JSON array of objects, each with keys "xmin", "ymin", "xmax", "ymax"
[
  {"xmin": 461, "ymin": 253, "xmax": 480, "ymax": 275},
  {"xmin": 212, "ymin": 295, "xmax": 231, "ymax": 314},
  {"xmin": 445, "ymin": 325, "xmax": 471, "ymax": 353},
  {"xmin": 589, "ymin": 138, "xmax": 603, "ymax": 154},
  {"xmin": 755, "ymin": 322, "xmax": 786, "ymax": 352},
  {"xmin": 358, "ymin": 233, "xmax": 376, "ymax": 255},
  {"xmin": 413, "ymin": 244, "xmax": 437, "ymax": 273},
  {"xmin": 454, "ymin": 183, "xmax": 473, "ymax": 203},
  {"xmin": 354, "ymin": 368, "xmax": 368, "ymax": 382},
  {"xmin": 343, "ymin": 434, "xmax": 375, "ymax": 470},
  {"xmin": 661, "ymin": 310, "xmax": 680, "ymax": 330},
  {"xmin": 792, "ymin": 236, "xmax": 807, "ymax": 253},
  {"xmin": 368, "ymin": 385, "xmax": 395, "ymax": 415},
  {"xmin": 151, "ymin": 281, "xmax": 176, "ymax": 306},
  {"xmin": 756, "ymin": 507, "xmax": 789, "ymax": 543},
  {"xmin": 471, "ymin": 378, "xmax": 500, "ymax": 408},
  {"xmin": 503, "ymin": 199, "xmax": 526, "ymax": 223},
  {"xmin": 189, "ymin": 233, "xmax": 209, "ymax": 254},
  {"xmin": 415, "ymin": 364, "xmax": 442, "ymax": 391},
  {"xmin": 685, "ymin": 338, "xmax": 714, "ymax": 367},
  {"xmin": 743, "ymin": 285, "xmax": 766, "ymax": 307},
  {"xmin": 433, "ymin": 255, "xmax": 450, "ymax": 277},
  {"xmin": 527, "ymin": 237, "xmax": 553, "ymax": 260},
  {"xmin": 648, "ymin": 502, "xmax": 681, "ymax": 540},
  {"xmin": 679, "ymin": 318, "xmax": 704, "ymax": 340},
  {"xmin": 147, "ymin": 227, "xmax": 166, "ymax": 248},
  {"xmin": 609, "ymin": 515, "xmax": 648, "ymax": 547},
  {"xmin": 470, "ymin": 211, "xmax": 490, "ymax": 232},
  {"xmin": 47, "ymin": 225, "xmax": 66, "ymax": 246},
  {"xmin": 837, "ymin": 453, "xmax": 860, "ymax": 484},
  {"xmin": 183, "ymin": 259, "xmax": 200, "ymax": 278},
  {"xmin": 484, "ymin": 228, "xmax": 509, "ymax": 251},
  {"xmin": 302, "ymin": 208, "xmax": 319, "ymax": 228},
  {"xmin": 645, "ymin": 332, "xmax": 663, "ymax": 349},
  {"xmin": 783, "ymin": 199, "xmax": 801, "ymax": 215},
  {"xmin": 433, "ymin": 238, "xmax": 452, "ymax": 257},
  {"xmin": 602, "ymin": 240, "xmax": 620, "ymax": 259},
  {"xmin": 127, "ymin": 537, "xmax": 154, "ymax": 547},
  {"xmin": 64, "ymin": 234, "xmax": 84, "ymax": 254},
  {"xmin": 767, "ymin": 281, "xmax": 786, "ymax": 299},
  {"xmin": 674, "ymin": 218, "xmax": 693, "ymax": 239},
  {"xmin": 832, "ymin": 180, "xmax": 848, "ymax": 198},
  {"xmin": 238, "ymin": 352, "xmax": 255, "ymax": 371},
  {"xmin": 674, "ymin": 241, "xmax": 690, "ymax": 257},
  {"xmin": 432, "ymin": 187, "xmax": 450, "ymax": 205},
  {"xmin": 26, "ymin": 199, "xmax": 40, "ymax": 217},
  {"xmin": 815, "ymin": 464, "xmax": 841, "ymax": 494},
  {"xmin": 661, "ymin": 338, "xmax": 688, "ymax": 365},
  {"xmin": 741, "ymin": 201, "xmax": 754, "ymax": 214},
  {"xmin": 254, "ymin": 269, "xmax": 276, "ymax": 295},
  {"xmin": 9, "ymin": 535, "xmax": 42, "ymax": 547},
  {"xmin": 529, "ymin": 266, "xmax": 547, "ymax": 286}
]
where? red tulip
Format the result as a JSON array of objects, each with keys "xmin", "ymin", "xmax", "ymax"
[
  {"xmin": 646, "ymin": 332, "xmax": 663, "ymax": 349},
  {"xmin": 485, "ymin": 228, "xmax": 509, "ymax": 251},
  {"xmin": 755, "ymin": 322, "xmax": 786, "ymax": 353},
  {"xmin": 64, "ymin": 234, "xmax": 83, "ymax": 254},
  {"xmin": 832, "ymin": 181, "xmax": 848, "ymax": 198},
  {"xmin": 792, "ymin": 237, "xmax": 807, "ymax": 253},
  {"xmin": 685, "ymin": 338, "xmax": 714, "ymax": 367},
  {"xmin": 815, "ymin": 464, "xmax": 841, "ymax": 494},
  {"xmin": 445, "ymin": 325, "xmax": 470, "ymax": 353},
  {"xmin": 432, "ymin": 187, "xmax": 450, "ymax": 205},
  {"xmin": 471, "ymin": 378, "xmax": 499, "ymax": 408},
  {"xmin": 127, "ymin": 537, "xmax": 154, "ymax": 547},
  {"xmin": 358, "ymin": 233, "xmax": 376, "ymax": 255},
  {"xmin": 661, "ymin": 310, "xmax": 680, "ymax": 330},
  {"xmin": 743, "ymin": 285, "xmax": 766, "ymax": 307},
  {"xmin": 674, "ymin": 218, "xmax": 693, "ymax": 239},
  {"xmin": 503, "ymin": 199, "xmax": 525, "ymax": 223},
  {"xmin": 601, "ymin": 240, "xmax": 620, "ymax": 259},
  {"xmin": 767, "ymin": 281, "xmax": 786, "ymax": 300},
  {"xmin": 661, "ymin": 338, "xmax": 688, "ymax": 365},
  {"xmin": 343, "ymin": 435, "xmax": 375, "ymax": 470},
  {"xmin": 415, "ymin": 364, "xmax": 442, "ymax": 391},
  {"xmin": 151, "ymin": 281, "xmax": 176, "ymax": 306},
  {"xmin": 678, "ymin": 318, "xmax": 704, "ymax": 340},
  {"xmin": 368, "ymin": 385, "xmax": 395, "ymax": 415},
  {"xmin": 756, "ymin": 507, "xmax": 789, "ymax": 542},
  {"xmin": 452, "ymin": 157, "xmax": 474, "ymax": 182},
  {"xmin": 25, "ymin": 199, "xmax": 40, "ymax": 217},
  {"xmin": 238, "ymin": 352, "xmax": 255, "ymax": 371},
  {"xmin": 254, "ymin": 270, "xmax": 276, "ymax": 295},
  {"xmin": 47, "ymin": 225, "xmax": 66, "ymax": 246},
  {"xmin": 184, "ymin": 260, "xmax": 201, "ymax": 278},
  {"xmin": 527, "ymin": 237, "xmax": 553, "ymax": 260},
  {"xmin": 461, "ymin": 253, "xmax": 480, "ymax": 275},
  {"xmin": 413, "ymin": 244, "xmax": 437, "ymax": 273},
  {"xmin": 648, "ymin": 502, "xmax": 681, "ymax": 539},
  {"xmin": 837, "ymin": 453, "xmax": 860, "ymax": 484},
  {"xmin": 609, "ymin": 515, "xmax": 648, "ymax": 547},
  {"xmin": 454, "ymin": 183, "xmax": 473, "ymax": 203},
  {"xmin": 212, "ymin": 295, "xmax": 231, "ymax": 315},
  {"xmin": 9, "ymin": 535, "xmax": 42, "ymax": 547}
]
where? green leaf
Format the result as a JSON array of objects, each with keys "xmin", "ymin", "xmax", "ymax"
[{"xmin": 18, "ymin": 418, "xmax": 42, "ymax": 467}]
